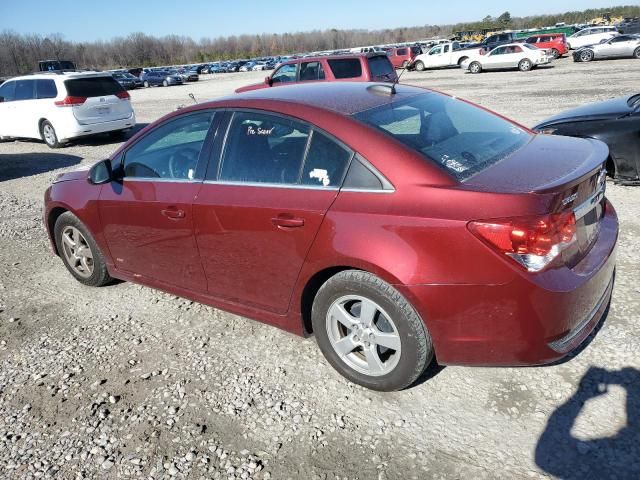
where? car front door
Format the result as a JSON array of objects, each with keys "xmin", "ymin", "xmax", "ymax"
[
  {"xmin": 486, "ymin": 46, "xmax": 507, "ymax": 69},
  {"xmin": 0, "ymin": 81, "xmax": 16, "ymax": 137},
  {"xmin": 604, "ymin": 36, "xmax": 633, "ymax": 57},
  {"xmin": 98, "ymin": 110, "xmax": 218, "ymax": 292},
  {"xmin": 193, "ymin": 110, "xmax": 353, "ymax": 314}
]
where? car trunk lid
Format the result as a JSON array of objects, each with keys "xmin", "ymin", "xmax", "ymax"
[{"xmin": 64, "ymin": 76, "xmax": 132, "ymax": 125}]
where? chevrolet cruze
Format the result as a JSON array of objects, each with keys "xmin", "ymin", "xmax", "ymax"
[{"xmin": 44, "ymin": 83, "xmax": 618, "ymax": 391}]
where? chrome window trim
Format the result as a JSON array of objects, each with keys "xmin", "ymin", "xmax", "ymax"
[
  {"xmin": 202, "ymin": 180, "xmax": 339, "ymax": 191},
  {"xmin": 123, "ymin": 177, "xmax": 200, "ymax": 184},
  {"xmin": 340, "ymin": 188, "xmax": 395, "ymax": 194},
  {"xmin": 573, "ymin": 172, "xmax": 606, "ymax": 221}
]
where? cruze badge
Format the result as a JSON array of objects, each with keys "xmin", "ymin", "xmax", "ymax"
[{"xmin": 561, "ymin": 192, "xmax": 578, "ymax": 206}]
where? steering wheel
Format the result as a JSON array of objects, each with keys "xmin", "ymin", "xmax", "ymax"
[{"xmin": 168, "ymin": 147, "xmax": 199, "ymax": 179}]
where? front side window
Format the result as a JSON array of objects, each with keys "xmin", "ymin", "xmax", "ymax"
[
  {"xmin": 299, "ymin": 62, "xmax": 325, "ymax": 81},
  {"xmin": 219, "ymin": 112, "xmax": 310, "ymax": 184},
  {"xmin": 430, "ymin": 46, "xmax": 442, "ymax": 55},
  {"xmin": 271, "ymin": 64, "xmax": 297, "ymax": 84},
  {"xmin": 353, "ymin": 93, "xmax": 531, "ymax": 181},
  {"xmin": 0, "ymin": 81, "xmax": 16, "ymax": 102},
  {"xmin": 123, "ymin": 111, "xmax": 215, "ymax": 180},
  {"xmin": 327, "ymin": 58, "xmax": 362, "ymax": 79},
  {"xmin": 490, "ymin": 46, "xmax": 507, "ymax": 56},
  {"xmin": 14, "ymin": 80, "xmax": 35, "ymax": 101}
]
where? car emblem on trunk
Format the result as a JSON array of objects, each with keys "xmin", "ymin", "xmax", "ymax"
[{"xmin": 561, "ymin": 192, "xmax": 578, "ymax": 206}]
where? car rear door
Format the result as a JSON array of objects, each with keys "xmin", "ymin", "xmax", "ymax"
[
  {"xmin": 64, "ymin": 76, "xmax": 131, "ymax": 125},
  {"xmin": 193, "ymin": 110, "xmax": 353, "ymax": 314},
  {"xmin": 98, "ymin": 110, "xmax": 219, "ymax": 292}
]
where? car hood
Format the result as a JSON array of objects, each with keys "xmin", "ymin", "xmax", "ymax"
[
  {"xmin": 534, "ymin": 95, "xmax": 635, "ymax": 128},
  {"xmin": 53, "ymin": 165, "xmax": 92, "ymax": 183}
]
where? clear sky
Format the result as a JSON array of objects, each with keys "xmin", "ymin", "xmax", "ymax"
[{"xmin": 0, "ymin": 0, "xmax": 623, "ymax": 42}]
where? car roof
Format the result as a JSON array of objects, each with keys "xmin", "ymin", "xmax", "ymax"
[
  {"xmin": 215, "ymin": 82, "xmax": 429, "ymax": 116},
  {"xmin": 6, "ymin": 71, "xmax": 115, "ymax": 82},
  {"xmin": 282, "ymin": 52, "xmax": 387, "ymax": 64}
]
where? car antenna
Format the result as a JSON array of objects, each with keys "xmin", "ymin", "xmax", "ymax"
[
  {"xmin": 189, "ymin": 93, "xmax": 198, "ymax": 104},
  {"xmin": 390, "ymin": 64, "xmax": 409, "ymax": 94}
]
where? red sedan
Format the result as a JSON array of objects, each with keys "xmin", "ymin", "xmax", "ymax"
[{"xmin": 44, "ymin": 83, "xmax": 617, "ymax": 391}]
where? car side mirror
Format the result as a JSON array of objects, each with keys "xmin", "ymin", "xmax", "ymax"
[
  {"xmin": 265, "ymin": 76, "xmax": 273, "ymax": 86},
  {"xmin": 88, "ymin": 159, "xmax": 115, "ymax": 185}
]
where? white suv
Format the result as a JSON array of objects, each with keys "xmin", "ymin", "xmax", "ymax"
[
  {"xmin": 566, "ymin": 26, "xmax": 619, "ymax": 50},
  {"xmin": 0, "ymin": 71, "xmax": 135, "ymax": 148}
]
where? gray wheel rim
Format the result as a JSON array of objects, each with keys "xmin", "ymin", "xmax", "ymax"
[
  {"xmin": 61, "ymin": 226, "xmax": 94, "ymax": 278},
  {"xmin": 580, "ymin": 51, "xmax": 592, "ymax": 62},
  {"xmin": 43, "ymin": 124, "xmax": 56, "ymax": 145},
  {"xmin": 326, "ymin": 295, "xmax": 401, "ymax": 377},
  {"xmin": 470, "ymin": 63, "xmax": 480, "ymax": 73},
  {"xmin": 416, "ymin": 62, "xmax": 424, "ymax": 71},
  {"xmin": 521, "ymin": 60, "xmax": 531, "ymax": 70}
]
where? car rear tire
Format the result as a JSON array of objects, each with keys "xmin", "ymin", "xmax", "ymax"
[
  {"xmin": 162, "ymin": 80, "xmax": 168, "ymax": 87},
  {"xmin": 469, "ymin": 61, "xmax": 482, "ymax": 74},
  {"xmin": 634, "ymin": 47, "xmax": 640, "ymax": 59},
  {"xmin": 41, "ymin": 120, "xmax": 61, "ymax": 149},
  {"xmin": 518, "ymin": 58, "xmax": 533, "ymax": 71},
  {"xmin": 143, "ymin": 81, "xmax": 150, "ymax": 88},
  {"xmin": 54, "ymin": 212, "xmax": 113, "ymax": 287},
  {"xmin": 579, "ymin": 50, "xmax": 594, "ymax": 62},
  {"xmin": 414, "ymin": 61, "xmax": 425, "ymax": 71},
  {"xmin": 551, "ymin": 48, "xmax": 560, "ymax": 59},
  {"xmin": 311, "ymin": 270, "xmax": 433, "ymax": 391}
]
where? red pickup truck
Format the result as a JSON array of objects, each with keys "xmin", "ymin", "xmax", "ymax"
[{"xmin": 235, "ymin": 53, "xmax": 397, "ymax": 93}]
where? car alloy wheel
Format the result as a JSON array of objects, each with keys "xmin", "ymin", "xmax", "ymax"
[
  {"xmin": 634, "ymin": 47, "xmax": 640, "ymax": 59},
  {"xmin": 469, "ymin": 61, "xmax": 482, "ymax": 74},
  {"xmin": 580, "ymin": 50, "xmax": 594, "ymax": 62},
  {"xmin": 326, "ymin": 295, "xmax": 402, "ymax": 377},
  {"xmin": 41, "ymin": 120, "xmax": 60, "ymax": 148},
  {"xmin": 144, "ymin": 81, "xmax": 149, "ymax": 88},
  {"xmin": 60, "ymin": 226, "xmax": 94, "ymax": 278},
  {"xmin": 414, "ymin": 61, "xmax": 425, "ymax": 71},
  {"xmin": 163, "ymin": 80, "xmax": 169, "ymax": 87},
  {"xmin": 551, "ymin": 48, "xmax": 560, "ymax": 59},
  {"xmin": 519, "ymin": 59, "xmax": 532, "ymax": 71}
]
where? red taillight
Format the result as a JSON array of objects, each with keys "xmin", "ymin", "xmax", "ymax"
[
  {"xmin": 116, "ymin": 90, "xmax": 130, "ymax": 100},
  {"xmin": 54, "ymin": 96, "xmax": 87, "ymax": 107},
  {"xmin": 468, "ymin": 211, "xmax": 577, "ymax": 272}
]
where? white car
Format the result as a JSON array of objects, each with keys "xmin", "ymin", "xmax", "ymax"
[
  {"xmin": 0, "ymin": 72, "xmax": 135, "ymax": 148},
  {"xmin": 461, "ymin": 43, "xmax": 552, "ymax": 74},
  {"xmin": 251, "ymin": 62, "xmax": 268, "ymax": 71},
  {"xmin": 566, "ymin": 26, "xmax": 619, "ymax": 50}
]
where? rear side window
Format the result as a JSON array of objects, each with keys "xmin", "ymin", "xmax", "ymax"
[
  {"xmin": 327, "ymin": 59, "xmax": 362, "ymax": 79},
  {"xmin": 14, "ymin": 79, "xmax": 35, "ymax": 101},
  {"xmin": 220, "ymin": 112, "xmax": 310, "ymax": 184},
  {"xmin": 64, "ymin": 77, "xmax": 123, "ymax": 97},
  {"xmin": 396, "ymin": 48, "xmax": 407, "ymax": 55},
  {"xmin": 36, "ymin": 79, "xmax": 57, "ymax": 99},
  {"xmin": 299, "ymin": 62, "xmax": 325, "ymax": 81},
  {"xmin": 0, "ymin": 81, "xmax": 16, "ymax": 102},
  {"xmin": 301, "ymin": 132, "xmax": 351, "ymax": 187},
  {"xmin": 368, "ymin": 56, "xmax": 394, "ymax": 78}
]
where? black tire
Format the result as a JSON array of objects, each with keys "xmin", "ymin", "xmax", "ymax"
[
  {"xmin": 311, "ymin": 270, "xmax": 433, "ymax": 391},
  {"xmin": 401, "ymin": 60, "xmax": 409, "ymax": 68},
  {"xmin": 162, "ymin": 80, "xmax": 168, "ymax": 87},
  {"xmin": 634, "ymin": 47, "xmax": 640, "ymax": 59},
  {"xmin": 469, "ymin": 61, "xmax": 482, "ymax": 74},
  {"xmin": 518, "ymin": 58, "xmax": 533, "ymax": 72},
  {"xmin": 414, "ymin": 61, "xmax": 425, "ymax": 72},
  {"xmin": 579, "ymin": 50, "xmax": 594, "ymax": 62},
  {"xmin": 41, "ymin": 120, "xmax": 61, "ymax": 149},
  {"xmin": 551, "ymin": 48, "xmax": 560, "ymax": 59},
  {"xmin": 143, "ymin": 81, "xmax": 150, "ymax": 88},
  {"xmin": 54, "ymin": 212, "xmax": 113, "ymax": 287}
]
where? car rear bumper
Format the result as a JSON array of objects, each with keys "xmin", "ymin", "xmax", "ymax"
[
  {"xmin": 58, "ymin": 113, "xmax": 136, "ymax": 141},
  {"xmin": 397, "ymin": 200, "xmax": 618, "ymax": 366}
]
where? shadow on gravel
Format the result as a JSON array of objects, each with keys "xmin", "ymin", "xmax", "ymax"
[
  {"xmin": 535, "ymin": 366, "xmax": 640, "ymax": 480},
  {"xmin": 71, "ymin": 123, "xmax": 150, "ymax": 147},
  {"xmin": 0, "ymin": 152, "xmax": 82, "ymax": 182}
]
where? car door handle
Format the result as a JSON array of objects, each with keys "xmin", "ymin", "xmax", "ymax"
[
  {"xmin": 161, "ymin": 208, "xmax": 185, "ymax": 219},
  {"xmin": 272, "ymin": 215, "xmax": 304, "ymax": 228}
]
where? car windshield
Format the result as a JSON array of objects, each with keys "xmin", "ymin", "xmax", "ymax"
[
  {"xmin": 522, "ymin": 44, "xmax": 537, "ymax": 50},
  {"xmin": 353, "ymin": 93, "xmax": 531, "ymax": 181}
]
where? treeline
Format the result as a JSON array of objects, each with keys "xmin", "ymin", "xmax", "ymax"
[{"xmin": 1, "ymin": 5, "xmax": 639, "ymax": 76}]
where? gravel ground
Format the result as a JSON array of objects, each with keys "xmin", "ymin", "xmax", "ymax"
[{"xmin": 0, "ymin": 57, "xmax": 639, "ymax": 480}]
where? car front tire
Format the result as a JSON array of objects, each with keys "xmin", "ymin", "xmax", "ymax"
[
  {"xmin": 311, "ymin": 270, "xmax": 433, "ymax": 391},
  {"xmin": 162, "ymin": 80, "xmax": 168, "ymax": 87},
  {"xmin": 41, "ymin": 120, "xmax": 61, "ymax": 149},
  {"xmin": 54, "ymin": 212, "xmax": 113, "ymax": 287},
  {"xmin": 518, "ymin": 58, "xmax": 533, "ymax": 71},
  {"xmin": 143, "ymin": 81, "xmax": 150, "ymax": 88},
  {"xmin": 469, "ymin": 61, "xmax": 482, "ymax": 74},
  {"xmin": 579, "ymin": 50, "xmax": 594, "ymax": 62},
  {"xmin": 551, "ymin": 48, "xmax": 560, "ymax": 59},
  {"xmin": 634, "ymin": 47, "xmax": 640, "ymax": 59},
  {"xmin": 414, "ymin": 61, "xmax": 425, "ymax": 71}
]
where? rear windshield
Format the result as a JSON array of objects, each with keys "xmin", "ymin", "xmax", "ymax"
[
  {"xmin": 64, "ymin": 77, "xmax": 123, "ymax": 97},
  {"xmin": 368, "ymin": 55, "xmax": 395, "ymax": 78},
  {"xmin": 353, "ymin": 93, "xmax": 531, "ymax": 181},
  {"xmin": 327, "ymin": 58, "xmax": 362, "ymax": 79}
]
